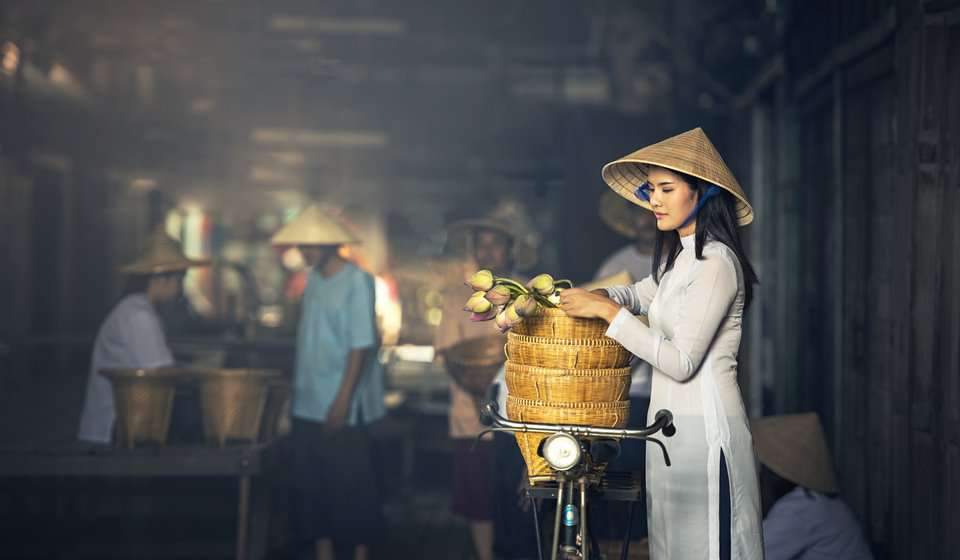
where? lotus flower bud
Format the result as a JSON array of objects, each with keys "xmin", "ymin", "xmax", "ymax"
[
  {"xmin": 464, "ymin": 291, "xmax": 492, "ymax": 314},
  {"xmin": 527, "ymin": 273, "xmax": 555, "ymax": 296},
  {"xmin": 494, "ymin": 309, "xmax": 512, "ymax": 333},
  {"xmin": 505, "ymin": 303, "xmax": 522, "ymax": 324},
  {"xmin": 514, "ymin": 294, "xmax": 539, "ymax": 318},
  {"xmin": 470, "ymin": 308, "xmax": 498, "ymax": 322},
  {"xmin": 467, "ymin": 269, "xmax": 495, "ymax": 292},
  {"xmin": 485, "ymin": 285, "xmax": 512, "ymax": 306}
]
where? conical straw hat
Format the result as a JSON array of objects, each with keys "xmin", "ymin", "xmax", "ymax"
[
  {"xmin": 599, "ymin": 189, "xmax": 654, "ymax": 239},
  {"xmin": 447, "ymin": 199, "xmax": 539, "ymax": 269},
  {"xmin": 121, "ymin": 230, "xmax": 210, "ymax": 274},
  {"xmin": 271, "ymin": 205, "xmax": 359, "ymax": 246},
  {"xmin": 601, "ymin": 127, "xmax": 754, "ymax": 226},
  {"xmin": 752, "ymin": 413, "xmax": 838, "ymax": 494}
]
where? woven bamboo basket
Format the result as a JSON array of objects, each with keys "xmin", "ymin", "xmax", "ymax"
[
  {"xmin": 197, "ymin": 369, "xmax": 282, "ymax": 447},
  {"xmin": 505, "ymin": 362, "xmax": 631, "ymax": 402},
  {"xmin": 101, "ymin": 368, "xmax": 183, "ymax": 448},
  {"xmin": 511, "ymin": 307, "xmax": 609, "ymax": 339},
  {"xmin": 506, "ymin": 332, "xmax": 631, "ymax": 369},
  {"xmin": 507, "ymin": 396, "xmax": 631, "ymax": 478},
  {"xmin": 443, "ymin": 334, "xmax": 506, "ymax": 397}
]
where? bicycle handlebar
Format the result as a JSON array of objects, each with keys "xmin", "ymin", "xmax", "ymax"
[{"xmin": 480, "ymin": 402, "xmax": 675, "ymax": 466}]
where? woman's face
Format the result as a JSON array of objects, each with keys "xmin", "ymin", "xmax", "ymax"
[{"xmin": 645, "ymin": 166, "xmax": 698, "ymax": 233}]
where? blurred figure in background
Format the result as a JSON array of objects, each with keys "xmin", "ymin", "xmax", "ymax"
[
  {"xmin": 439, "ymin": 202, "xmax": 539, "ymax": 560},
  {"xmin": 753, "ymin": 413, "xmax": 874, "ymax": 560},
  {"xmin": 595, "ymin": 189, "xmax": 658, "ymax": 282},
  {"xmin": 272, "ymin": 206, "xmax": 385, "ymax": 560},
  {"xmin": 77, "ymin": 230, "xmax": 208, "ymax": 444}
]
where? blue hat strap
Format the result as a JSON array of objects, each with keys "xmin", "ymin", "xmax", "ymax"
[
  {"xmin": 680, "ymin": 185, "xmax": 720, "ymax": 227},
  {"xmin": 634, "ymin": 182, "xmax": 651, "ymax": 202}
]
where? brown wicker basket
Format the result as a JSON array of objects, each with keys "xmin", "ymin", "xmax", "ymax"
[
  {"xmin": 101, "ymin": 368, "xmax": 184, "ymax": 448},
  {"xmin": 443, "ymin": 334, "xmax": 506, "ymax": 397},
  {"xmin": 505, "ymin": 362, "xmax": 631, "ymax": 402},
  {"xmin": 506, "ymin": 332, "xmax": 632, "ymax": 369},
  {"xmin": 507, "ymin": 396, "xmax": 631, "ymax": 478},
  {"xmin": 196, "ymin": 369, "xmax": 282, "ymax": 447},
  {"xmin": 511, "ymin": 307, "xmax": 609, "ymax": 339}
]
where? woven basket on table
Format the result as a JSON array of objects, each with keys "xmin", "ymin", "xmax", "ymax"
[
  {"xmin": 507, "ymin": 396, "xmax": 631, "ymax": 478},
  {"xmin": 506, "ymin": 332, "xmax": 632, "ymax": 370},
  {"xmin": 505, "ymin": 362, "xmax": 631, "ymax": 402},
  {"xmin": 196, "ymin": 369, "xmax": 282, "ymax": 447},
  {"xmin": 443, "ymin": 334, "xmax": 506, "ymax": 397},
  {"xmin": 101, "ymin": 368, "xmax": 184, "ymax": 448}
]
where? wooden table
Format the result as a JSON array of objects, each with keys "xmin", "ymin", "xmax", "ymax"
[{"xmin": 0, "ymin": 442, "xmax": 281, "ymax": 560}]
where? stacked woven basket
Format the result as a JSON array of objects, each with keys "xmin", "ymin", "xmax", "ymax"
[
  {"xmin": 101, "ymin": 368, "xmax": 287, "ymax": 448},
  {"xmin": 506, "ymin": 307, "xmax": 632, "ymax": 481}
]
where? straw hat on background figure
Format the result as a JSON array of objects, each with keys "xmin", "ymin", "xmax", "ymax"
[
  {"xmin": 121, "ymin": 229, "xmax": 210, "ymax": 275},
  {"xmin": 446, "ymin": 198, "xmax": 540, "ymax": 270},
  {"xmin": 270, "ymin": 205, "xmax": 360, "ymax": 247},
  {"xmin": 751, "ymin": 412, "xmax": 838, "ymax": 494},
  {"xmin": 599, "ymin": 189, "xmax": 651, "ymax": 240},
  {"xmin": 602, "ymin": 127, "xmax": 754, "ymax": 226}
]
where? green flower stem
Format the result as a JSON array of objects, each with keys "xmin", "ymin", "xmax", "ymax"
[
  {"xmin": 554, "ymin": 279, "xmax": 574, "ymax": 289},
  {"xmin": 494, "ymin": 278, "xmax": 529, "ymax": 294},
  {"xmin": 532, "ymin": 293, "xmax": 558, "ymax": 308}
]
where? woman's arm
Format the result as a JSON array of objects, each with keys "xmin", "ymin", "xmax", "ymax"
[
  {"xmin": 603, "ymin": 275, "xmax": 658, "ymax": 315},
  {"xmin": 606, "ymin": 255, "xmax": 737, "ymax": 382}
]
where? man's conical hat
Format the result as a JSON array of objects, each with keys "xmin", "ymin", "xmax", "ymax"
[
  {"xmin": 752, "ymin": 413, "xmax": 838, "ymax": 494},
  {"xmin": 121, "ymin": 230, "xmax": 210, "ymax": 275},
  {"xmin": 447, "ymin": 199, "xmax": 539, "ymax": 269},
  {"xmin": 271, "ymin": 205, "xmax": 359, "ymax": 246},
  {"xmin": 601, "ymin": 127, "xmax": 754, "ymax": 226}
]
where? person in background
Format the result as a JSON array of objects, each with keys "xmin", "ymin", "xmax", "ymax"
[
  {"xmin": 78, "ymin": 230, "xmax": 208, "ymax": 444},
  {"xmin": 595, "ymin": 189, "xmax": 658, "ymax": 282},
  {"xmin": 272, "ymin": 205, "xmax": 385, "ymax": 560},
  {"xmin": 439, "ymin": 203, "xmax": 539, "ymax": 560},
  {"xmin": 753, "ymin": 413, "xmax": 874, "ymax": 560}
]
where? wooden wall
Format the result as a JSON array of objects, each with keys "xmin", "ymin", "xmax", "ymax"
[{"xmin": 736, "ymin": 0, "xmax": 960, "ymax": 557}]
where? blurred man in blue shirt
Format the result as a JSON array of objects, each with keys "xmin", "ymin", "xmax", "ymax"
[{"xmin": 272, "ymin": 206, "xmax": 384, "ymax": 560}]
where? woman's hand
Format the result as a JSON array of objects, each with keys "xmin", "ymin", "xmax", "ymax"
[{"xmin": 558, "ymin": 288, "xmax": 622, "ymax": 323}]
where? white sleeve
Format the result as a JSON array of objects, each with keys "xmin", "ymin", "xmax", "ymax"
[
  {"xmin": 123, "ymin": 309, "xmax": 175, "ymax": 368},
  {"xmin": 604, "ymin": 275, "xmax": 658, "ymax": 315},
  {"xmin": 604, "ymin": 254, "xmax": 737, "ymax": 382}
]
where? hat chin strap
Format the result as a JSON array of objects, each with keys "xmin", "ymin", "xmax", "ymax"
[{"xmin": 634, "ymin": 183, "xmax": 721, "ymax": 228}]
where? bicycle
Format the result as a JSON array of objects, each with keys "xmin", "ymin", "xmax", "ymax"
[{"xmin": 480, "ymin": 402, "xmax": 675, "ymax": 560}]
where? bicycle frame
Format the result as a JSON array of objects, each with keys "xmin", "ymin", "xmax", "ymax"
[{"xmin": 480, "ymin": 403, "xmax": 676, "ymax": 560}]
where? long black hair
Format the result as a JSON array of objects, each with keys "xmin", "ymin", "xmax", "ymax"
[{"xmin": 651, "ymin": 172, "xmax": 759, "ymax": 309}]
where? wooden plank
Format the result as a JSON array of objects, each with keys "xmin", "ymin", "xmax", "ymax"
[
  {"xmin": 0, "ymin": 444, "xmax": 275, "ymax": 477},
  {"xmin": 948, "ymin": 444, "xmax": 960, "ymax": 555},
  {"xmin": 865, "ymin": 76, "xmax": 897, "ymax": 542},
  {"xmin": 892, "ymin": 0, "xmax": 923, "ymax": 557},
  {"xmin": 910, "ymin": 432, "xmax": 937, "ymax": 559},
  {"xmin": 795, "ymin": 5, "xmax": 897, "ymax": 96}
]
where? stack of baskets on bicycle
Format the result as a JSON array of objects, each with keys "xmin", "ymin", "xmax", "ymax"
[{"xmin": 506, "ymin": 307, "xmax": 633, "ymax": 483}]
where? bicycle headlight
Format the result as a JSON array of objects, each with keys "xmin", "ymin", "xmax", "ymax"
[{"xmin": 541, "ymin": 433, "xmax": 581, "ymax": 471}]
